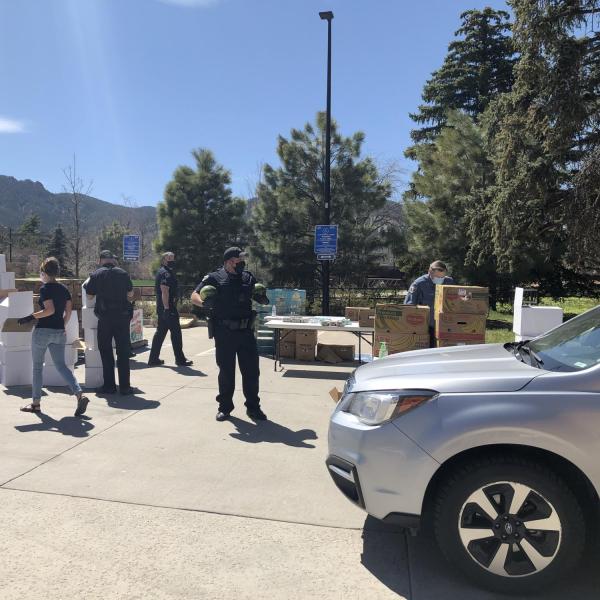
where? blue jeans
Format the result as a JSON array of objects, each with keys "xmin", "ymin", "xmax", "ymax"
[{"xmin": 32, "ymin": 327, "xmax": 81, "ymax": 402}]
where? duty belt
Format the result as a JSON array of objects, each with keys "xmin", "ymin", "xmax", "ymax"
[{"xmin": 220, "ymin": 318, "xmax": 252, "ymax": 330}]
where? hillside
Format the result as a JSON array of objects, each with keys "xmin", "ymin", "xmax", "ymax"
[{"xmin": 0, "ymin": 175, "xmax": 156, "ymax": 232}]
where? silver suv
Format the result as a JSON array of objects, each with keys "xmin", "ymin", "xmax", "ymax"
[{"xmin": 327, "ymin": 305, "xmax": 600, "ymax": 594}]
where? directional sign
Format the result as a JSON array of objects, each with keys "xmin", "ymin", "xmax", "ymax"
[
  {"xmin": 123, "ymin": 235, "xmax": 141, "ymax": 262},
  {"xmin": 314, "ymin": 225, "xmax": 338, "ymax": 258}
]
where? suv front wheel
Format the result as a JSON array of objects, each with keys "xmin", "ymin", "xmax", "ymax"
[{"xmin": 433, "ymin": 455, "xmax": 585, "ymax": 594}]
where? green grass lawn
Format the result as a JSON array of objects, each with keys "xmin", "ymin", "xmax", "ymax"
[{"xmin": 485, "ymin": 297, "xmax": 599, "ymax": 344}]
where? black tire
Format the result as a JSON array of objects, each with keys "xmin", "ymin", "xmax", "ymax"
[{"xmin": 433, "ymin": 454, "xmax": 586, "ymax": 594}]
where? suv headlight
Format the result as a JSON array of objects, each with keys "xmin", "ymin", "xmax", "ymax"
[{"xmin": 339, "ymin": 390, "xmax": 437, "ymax": 426}]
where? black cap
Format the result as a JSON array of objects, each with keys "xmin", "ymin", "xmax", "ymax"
[
  {"xmin": 223, "ymin": 247, "xmax": 247, "ymax": 261},
  {"xmin": 99, "ymin": 250, "xmax": 117, "ymax": 260}
]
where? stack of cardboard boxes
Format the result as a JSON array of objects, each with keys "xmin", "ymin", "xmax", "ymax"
[
  {"xmin": 373, "ymin": 304, "xmax": 430, "ymax": 357},
  {"xmin": 81, "ymin": 280, "xmax": 104, "ymax": 388},
  {"xmin": 344, "ymin": 307, "xmax": 375, "ymax": 328},
  {"xmin": 434, "ymin": 285, "xmax": 489, "ymax": 347},
  {"xmin": 279, "ymin": 329, "xmax": 319, "ymax": 361},
  {"xmin": 0, "ymin": 294, "xmax": 34, "ymax": 386}
]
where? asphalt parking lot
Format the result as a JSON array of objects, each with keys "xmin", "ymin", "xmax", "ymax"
[{"xmin": 1, "ymin": 326, "xmax": 597, "ymax": 599}]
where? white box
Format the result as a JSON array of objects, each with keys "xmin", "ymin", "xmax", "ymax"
[
  {"xmin": 0, "ymin": 292, "xmax": 34, "ymax": 328},
  {"xmin": 84, "ymin": 327, "xmax": 98, "ymax": 350},
  {"xmin": 513, "ymin": 306, "xmax": 563, "ymax": 337},
  {"xmin": 82, "ymin": 306, "xmax": 98, "ymax": 330},
  {"xmin": 1, "ymin": 348, "xmax": 32, "ymax": 386},
  {"xmin": 0, "ymin": 254, "xmax": 6, "ymax": 273},
  {"xmin": 0, "ymin": 330, "xmax": 33, "ymax": 348},
  {"xmin": 65, "ymin": 311, "xmax": 79, "ymax": 344},
  {"xmin": 84, "ymin": 366, "xmax": 104, "ymax": 388},
  {"xmin": 44, "ymin": 346, "xmax": 78, "ymax": 366},
  {"xmin": 82, "ymin": 279, "xmax": 96, "ymax": 308},
  {"xmin": 43, "ymin": 364, "xmax": 75, "ymax": 386},
  {"xmin": 0, "ymin": 272, "xmax": 15, "ymax": 289},
  {"xmin": 84, "ymin": 348, "xmax": 103, "ymax": 368}
]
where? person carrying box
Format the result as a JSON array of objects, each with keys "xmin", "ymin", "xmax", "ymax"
[{"xmin": 404, "ymin": 260, "xmax": 455, "ymax": 347}]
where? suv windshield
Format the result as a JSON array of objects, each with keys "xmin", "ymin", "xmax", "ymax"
[{"xmin": 527, "ymin": 306, "xmax": 600, "ymax": 372}]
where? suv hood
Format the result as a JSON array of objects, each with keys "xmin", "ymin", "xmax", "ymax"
[{"xmin": 352, "ymin": 344, "xmax": 541, "ymax": 394}]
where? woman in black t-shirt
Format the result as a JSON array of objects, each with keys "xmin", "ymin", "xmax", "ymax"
[{"xmin": 18, "ymin": 257, "xmax": 89, "ymax": 416}]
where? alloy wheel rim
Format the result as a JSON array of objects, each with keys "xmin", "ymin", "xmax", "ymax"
[{"xmin": 458, "ymin": 481, "xmax": 562, "ymax": 577}]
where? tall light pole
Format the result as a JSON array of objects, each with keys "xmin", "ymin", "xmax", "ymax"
[{"xmin": 319, "ymin": 10, "xmax": 333, "ymax": 315}]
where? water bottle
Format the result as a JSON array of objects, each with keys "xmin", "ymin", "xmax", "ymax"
[
  {"xmin": 379, "ymin": 341, "xmax": 388, "ymax": 359},
  {"xmin": 271, "ymin": 305, "xmax": 277, "ymax": 317}
]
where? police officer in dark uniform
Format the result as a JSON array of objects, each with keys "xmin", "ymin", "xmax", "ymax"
[
  {"xmin": 148, "ymin": 251, "xmax": 193, "ymax": 367},
  {"xmin": 191, "ymin": 247, "xmax": 269, "ymax": 422},
  {"xmin": 84, "ymin": 250, "xmax": 135, "ymax": 395},
  {"xmin": 404, "ymin": 260, "xmax": 455, "ymax": 347}
]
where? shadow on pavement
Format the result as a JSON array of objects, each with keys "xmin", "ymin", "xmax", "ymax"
[
  {"xmin": 103, "ymin": 393, "xmax": 161, "ymax": 411},
  {"xmin": 281, "ymin": 369, "xmax": 351, "ymax": 381},
  {"xmin": 129, "ymin": 362, "xmax": 207, "ymax": 376},
  {"xmin": 361, "ymin": 515, "xmax": 600, "ymax": 599},
  {"xmin": 15, "ymin": 413, "xmax": 94, "ymax": 438},
  {"xmin": 228, "ymin": 416, "xmax": 317, "ymax": 448}
]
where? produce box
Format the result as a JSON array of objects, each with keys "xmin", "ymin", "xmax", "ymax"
[
  {"xmin": 280, "ymin": 329, "xmax": 296, "ymax": 343},
  {"xmin": 437, "ymin": 339, "xmax": 484, "ymax": 347},
  {"xmin": 296, "ymin": 343, "xmax": 315, "ymax": 361},
  {"xmin": 345, "ymin": 306, "xmax": 369, "ymax": 322},
  {"xmin": 374, "ymin": 333, "xmax": 430, "ymax": 357},
  {"xmin": 279, "ymin": 341, "xmax": 296, "ymax": 358},
  {"xmin": 358, "ymin": 308, "xmax": 375, "ymax": 328},
  {"xmin": 375, "ymin": 304, "xmax": 430, "ymax": 335},
  {"xmin": 434, "ymin": 285, "xmax": 489, "ymax": 315},
  {"xmin": 296, "ymin": 330, "xmax": 318, "ymax": 345},
  {"xmin": 316, "ymin": 343, "xmax": 355, "ymax": 362},
  {"xmin": 435, "ymin": 313, "xmax": 487, "ymax": 340}
]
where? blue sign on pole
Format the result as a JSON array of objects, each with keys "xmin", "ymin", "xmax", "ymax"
[
  {"xmin": 314, "ymin": 225, "xmax": 338, "ymax": 260},
  {"xmin": 123, "ymin": 235, "xmax": 141, "ymax": 262}
]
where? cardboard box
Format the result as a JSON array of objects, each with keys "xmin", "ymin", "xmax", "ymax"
[
  {"xmin": 0, "ymin": 272, "xmax": 15, "ymax": 289},
  {"xmin": 280, "ymin": 329, "xmax": 296, "ymax": 343},
  {"xmin": 345, "ymin": 306, "xmax": 369, "ymax": 322},
  {"xmin": 436, "ymin": 339, "xmax": 485, "ymax": 348},
  {"xmin": 374, "ymin": 333, "xmax": 430, "ymax": 357},
  {"xmin": 84, "ymin": 366, "xmax": 104, "ymax": 388},
  {"xmin": 435, "ymin": 313, "xmax": 487, "ymax": 340},
  {"xmin": 65, "ymin": 312, "xmax": 79, "ymax": 343},
  {"xmin": 434, "ymin": 285, "xmax": 489, "ymax": 315},
  {"xmin": 279, "ymin": 341, "xmax": 296, "ymax": 359},
  {"xmin": 43, "ymin": 364, "xmax": 75, "ymax": 386},
  {"xmin": 0, "ymin": 291, "xmax": 34, "ymax": 324},
  {"xmin": 329, "ymin": 387, "xmax": 342, "ymax": 403},
  {"xmin": 84, "ymin": 327, "xmax": 98, "ymax": 350},
  {"xmin": 358, "ymin": 308, "xmax": 375, "ymax": 328},
  {"xmin": 296, "ymin": 343, "xmax": 315, "ymax": 361},
  {"xmin": 0, "ymin": 288, "xmax": 17, "ymax": 300},
  {"xmin": 317, "ymin": 343, "xmax": 355, "ymax": 362},
  {"xmin": 81, "ymin": 306, "xmax": 98, "ymax": 330},
  {"xmin": 84, "ymin": 348, "xmax": 103, "ymax": 368},
  {"xmin": 0, "ymin": 254, "xmax": 5, "ymax": 273},
  {"xmin": 1, "ymin": 348, "xmax": 32, "ymax": 386},
  {"xmin": 296, "ymin": 330, "xmax": 318, "ymax": 345},
  {"xmin": 375, "ymin": 304, "xmax": 430, "ymax": 335}
]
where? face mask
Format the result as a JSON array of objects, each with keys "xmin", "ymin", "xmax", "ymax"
[
  {"xmin": 40, "ymin": 272, "xmax": 49, "ymax": 283},
  {"xmin": 432, "ymin": 276, "xmax": 445, "ymax": 285},
  {"xmin": 234, "ymin": 261, "xmax": 245, "ymax": 275},
  {"xmin": 166, "ymin": 261, "xmax": 175, "ymax": 269}
]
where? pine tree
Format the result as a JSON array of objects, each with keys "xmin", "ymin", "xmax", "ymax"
[
  {"xmin": 18, "ymin": 213, "xmax": 41, "ymax": 251},
  {"xmin": 46, "ymin": 226, "xmax": 73, "ymax": 277},
  {"xmin": 251, "ymin": 113, "xmax": 394, "ymax": 295},
  {"xmin": 155, "ymin": 149, "xmax": 245, "ymax": 284},
  {"xmin": 407, "ymin": 8, "xmax": 515, "ymax": 154},
  {"xmin": 485, "ymin": 0, "xmax": 600, "ymax": 293}
]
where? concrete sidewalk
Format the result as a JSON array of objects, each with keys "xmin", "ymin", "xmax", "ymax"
[{"xmin": 1, "ymin": 326, "xmax": 597, "ymax": 599}]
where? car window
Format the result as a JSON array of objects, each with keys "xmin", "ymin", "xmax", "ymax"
[{"xmin": 529, "ymin": 306, "xmax": 600, "ymax": 371}]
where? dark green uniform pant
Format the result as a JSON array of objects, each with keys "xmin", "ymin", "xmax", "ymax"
[{"xmin": 214, "ymin": 325, "xmax": 260, "ymax": 413}]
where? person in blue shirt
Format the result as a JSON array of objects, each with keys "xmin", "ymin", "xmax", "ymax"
[{"xmin": 404, "ymin": 260, "xmax": 455, "ymax": 347}]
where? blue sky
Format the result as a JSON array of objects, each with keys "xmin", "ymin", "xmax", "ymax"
[{"xmin": 0, "ymin": 0, "xmax": 510, "ymax": 207}]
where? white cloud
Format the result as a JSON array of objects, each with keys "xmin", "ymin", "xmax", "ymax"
[
  {"xmin": 158, "ymin": 0, "xmax": 219, "ymax": 7},
  {"xmin": 0, "ymin": 117, "xmax": 26, "ymax": 134}
]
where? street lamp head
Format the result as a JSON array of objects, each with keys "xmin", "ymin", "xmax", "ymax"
[{"xmin": 319, "ymin": 11, "xmax": 334, "ymax": 20}]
